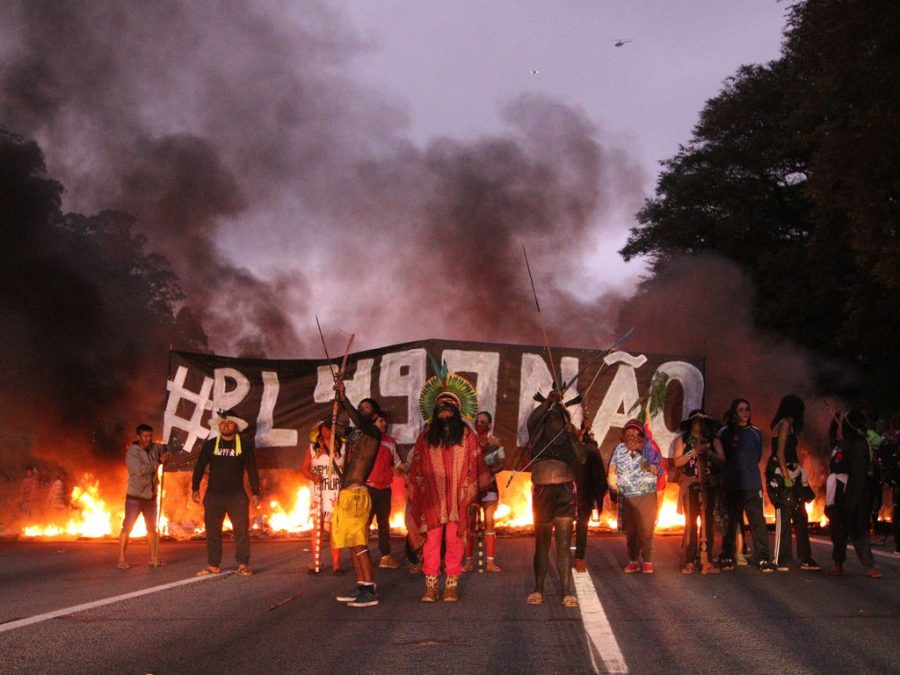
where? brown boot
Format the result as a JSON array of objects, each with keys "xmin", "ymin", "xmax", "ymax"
[
  {"xmin": 443, "ymin": 575, "xmax": 459, "ymax": 602},
  {"xmin": 421, "ymin": 574, "xmax": 439, "ymax": 602}
]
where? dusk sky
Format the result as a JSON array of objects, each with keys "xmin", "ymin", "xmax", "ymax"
[
  {"xmin": 339, "ymin": 1, "xmax": 789, "ymax": 289},
  {"xmin": 1, "ymin": 1, "xmax": 792, "ymax": 353}
]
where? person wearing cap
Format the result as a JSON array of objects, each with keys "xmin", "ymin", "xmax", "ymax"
[
  {"xmin": 408, "ymin": 368, "xmax": 489, "ymax": 602},
  {"xmin": 672, "ymin": 410, "xmax": 721, "ymax": 574},
  {"xmin": 607, "ymin": 419, "xmax": 662, "ymax": 574},
  {"xmin": 117, "ymin": 423, "xmax": 169, "ymax": 569},
  {"xmin": 192, "ymin": 409, "xmax": 260, "ymax": 577},
  {"xmin": 331, "ymin": 386, "xmax": 384, "ymax": 608}
]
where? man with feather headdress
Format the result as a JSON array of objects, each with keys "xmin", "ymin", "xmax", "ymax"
[{"xmin": 407, "ymin": 361, "xmax": 491, "ymax": 603}]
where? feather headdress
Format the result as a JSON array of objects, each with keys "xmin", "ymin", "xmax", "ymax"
[{"xmin": 419, "ymin": 355, "xmax": 478, "ymax": 421}]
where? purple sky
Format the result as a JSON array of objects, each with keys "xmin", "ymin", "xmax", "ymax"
[{"xmin": 338, "ymin": 0, "xmax": 789, "ymax": 289}]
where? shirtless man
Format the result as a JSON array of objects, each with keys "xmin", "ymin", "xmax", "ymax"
[
  {"xmin": 331, "ymin": 383, "xmax": 383, "ymax": 608},
  {"xmin": 526, "ymin": 389, "xmax": 586, "ymax": 607}
]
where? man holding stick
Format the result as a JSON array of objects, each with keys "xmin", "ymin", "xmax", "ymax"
[
  {"xmin": 332, "ymin": 384, "xmax": 383, "ymax": 608},
  {"xmin": 117, "ymin": 423, "xmax": 169, "ymax": 569}
]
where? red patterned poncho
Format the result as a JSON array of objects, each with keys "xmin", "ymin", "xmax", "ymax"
[{"xmin": 406, "ymin": 424, "xmax": 491, "ymax": 550}]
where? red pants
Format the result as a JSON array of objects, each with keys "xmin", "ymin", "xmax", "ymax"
[{"xmin": 423, "ymin": 522, "xmax": 463, "ymax": 576}]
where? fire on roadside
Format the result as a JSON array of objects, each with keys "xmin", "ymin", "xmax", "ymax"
[{"xmin": 17, "ymin": 468, "xmax": 831, "ymax": 540}]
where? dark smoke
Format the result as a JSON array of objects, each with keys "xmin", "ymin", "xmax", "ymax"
[
  {"xmin": 617, "ymin": 253, "xmax": 842, "ymax": 460},
  {"xmin": 0, "ymin": 0, "xmax": 836, "ymax": 499}
]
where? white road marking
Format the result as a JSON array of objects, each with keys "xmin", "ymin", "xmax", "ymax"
[
  {"xmin": 574, "ymin": 569, "xmax": 628, "ymax": 674},
  {"xmin": 0, "ymin": 572, "xmax": 233, "ymax": 634}
]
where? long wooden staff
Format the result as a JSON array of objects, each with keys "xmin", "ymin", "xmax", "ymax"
[
  {"xmin": 697, "ymin": 441, "xmax": 711, "ymax": 573},
  {"xmin": 522, "ymin": 243, "xmax": 560, "ymax": 390}
]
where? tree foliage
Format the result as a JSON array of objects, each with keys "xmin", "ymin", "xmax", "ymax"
[
  {"xmin": 621, "ymin": 0, "xmax": 900, "ymax": 406},
  {"xmin": 0, "ymin": 127, "xmax": 207, "ymax": 456}
]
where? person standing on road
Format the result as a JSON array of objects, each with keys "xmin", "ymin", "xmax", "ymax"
[
  {"xmin": 573, "ymin": 416, "xmax": 606, "ymax": 574},
  {"xmin": 462, "ymin": 410, "xmax": 506, "ymax": 573},
  {"xmin": 301, "ymin": 420, "xmax": 346, "ymax": 574},
  {"xmin": 331, "ymin": 386, "xmax": 383, "ymax": 608},
  {"xmin": 366, "ymin": 411, "xmax": 403, "ymax": 570},
  {"xmin": 608, "ymin": 419, "xmax": 661, "ymax": 575},
  {"xmin": 672, "ymin": 410, "xmax": 721, "ymax": 574},
  {"xmin": 192, "ymin": 410, "xmax": 260, "ymax": 577},
  {"xmin": 767, "ymin": 395, "xmax": 820, "ymax": 572},
  {"xmin": 408, "ymin": 369, "xmax": 489, "ymax": 603},
  {"xmin": 117, "ymin": 423, "xmax": 169, "ymax": 569},
  {"xmin": 526, "ymin": 388, "xmax": 587, "ymax": 606},
  {"xmin": 827, "ymin": 409, "xmax": 883, "ymax": 578},
  {"xmin": 715, "ymin": 398, "xmax": 776, "ymax": 572}
]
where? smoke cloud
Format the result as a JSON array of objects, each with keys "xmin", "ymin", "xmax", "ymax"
[{"xmin": 0, "ymin": 0, "xmax": 838, "ymax": 500}]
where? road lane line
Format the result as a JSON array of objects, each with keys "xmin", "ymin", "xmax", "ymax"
[
  {"xmin": 573, "ymin": 569, "xmax": 628, "ymax": 674},
  {"xmin": 0, "ymin": 572, "xmax": 233, "ymax": 634}
]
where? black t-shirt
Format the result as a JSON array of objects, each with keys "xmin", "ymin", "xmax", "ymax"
[{"xmin": 191, "ymin": 435, "xmax": 260, "ymax": 496}]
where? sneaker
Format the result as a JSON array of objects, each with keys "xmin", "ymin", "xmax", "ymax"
[
  {"xmin": 336, "ymin": 588, "xmax": 362, "ymax": 602},
  {"xmin": 758, "ymin": 560, "xmax": 777, "ymax": 573},
  {"xmin": 775, "ymin": 562, "xmax": 791, "ymax": 572},
  {"xmin": 641, "ymin": 562, "xmax": 654, "ymax": 574},
  {"xmin": 718, "ymin": 557, "xmax": 735, "ymax": 571},
  {"xmin": 624, "ymin": 561, "xmax": 641, "ymax": 574},
  {"xmin": 799, "ymin": 558, "xmax": 821, "ymax": 571},
  {"xmin": 347, "ymin": 588, "xmax": 379, "ymax": 607},
  {"xmin": 736, "ymin": 555, "xmax": 749, "ymax": 567},
  {"xmin": 681, "ymin": 562, "xmax": 696, "ymax": 574},
  {"xmin": 865, "ymin": 567, "xmax": 883, "ymax": 579},
  {"xmin": 379, "ymin": 555, "xmax": 400, "ymax": 569}
]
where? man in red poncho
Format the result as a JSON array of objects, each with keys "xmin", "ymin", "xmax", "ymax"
[{"xmin": 407, "ymin": 366, "xmax": 490, "ymax": 602}]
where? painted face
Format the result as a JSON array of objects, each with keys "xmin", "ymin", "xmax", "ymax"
[
  {"xmin": 474, "ymin": 414, "xmax": 491, "ymax": 434},
  {"xmin": 137, "ymin": 430, "xmax": 153, "ymax": 448},
  {"xmin": 218, "ymin": 419, "xmax": 238, "ymax": 437},
  {"xmin": 623, "ymin": 428, "xmax": 644, "ymax": 452},
  {"xmin": 735, "ymin": 403, "xmax": 751, "ymax": 427}
]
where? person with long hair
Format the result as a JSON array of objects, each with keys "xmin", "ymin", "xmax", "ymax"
[
  {"xmin": 714, "ymin": 398, "xmax": 775, "ymax": 572},
  {"xmin": 766, "ymin": 394, "xmax": 820, "ymax": 572},
  {"xmin": 672, "ymin": 410, "xmax": 721, "ymax": 574},
  {"xmin": 407, "ymin": 370, "xmax": 490, "ymax": 602}
]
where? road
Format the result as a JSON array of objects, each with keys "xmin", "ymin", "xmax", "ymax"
[{"xmin": 1, "ymin": 533, "xmax": 898, "ymax": 674}]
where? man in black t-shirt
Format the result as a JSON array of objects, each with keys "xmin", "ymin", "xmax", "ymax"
[{"xmin": 192, "ymin": 410, "xmax": 260, "ymax": 576}]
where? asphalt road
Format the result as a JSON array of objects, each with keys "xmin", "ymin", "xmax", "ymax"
[{"xmin": 1, "ymin": 533, "xmax": 898, "ymax": 674}]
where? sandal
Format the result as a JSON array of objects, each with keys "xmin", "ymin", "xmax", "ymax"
[
  {"xmin": 526, "ymin": 592, "xmax": 544, "ymax": 605},
  {"xmin": 149, "ymin": 560, "xmax": 167, "ymax": 567},
  {"xmin": 237, "ymin": 565, "xmax": 254, "ymax": 577},
  {"xmin": 562, "ymin": 594, "xmax": 579, "ymax": 608},
  {"xmin": 196, "ymin": 565, "xmax": 221, "ymax": 576},
  {"xmin": 116, "ymin": 562, "xmax": 130, "ymax": 570}
]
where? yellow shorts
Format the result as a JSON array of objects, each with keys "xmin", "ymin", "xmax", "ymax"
[{"xmin": 331, "ymin": 487, "xmax": 371, "ymax": 549}]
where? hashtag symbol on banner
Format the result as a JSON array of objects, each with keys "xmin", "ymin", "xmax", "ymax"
[{"xmin": 164, "ymin": 366, "xmax": 215, "ymax": 453}]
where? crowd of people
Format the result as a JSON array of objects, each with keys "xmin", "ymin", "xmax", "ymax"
[{"xmin": 115, "ymin": 368, "xmax": 900, "ymax": 608}]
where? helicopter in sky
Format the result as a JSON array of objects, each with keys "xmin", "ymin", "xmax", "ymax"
[{"xmin": 612, "ymin": 38, "xmax": 633, "ymax": 47}]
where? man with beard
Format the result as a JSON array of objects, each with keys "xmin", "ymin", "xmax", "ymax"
[
  {"xmin": 192, "ymin": 410, "xmax": 260, "ymax": 577},
  {"xmin": 408, "ymin": 367, "xmax": 490, "ymax": 602},
  {"xmin": 331, "ymin": 386, "xmax": 383, "ymax": 607},
  {"xmin": 526, "ymin": 388, "xmax": 587, "ymax": 607}
]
